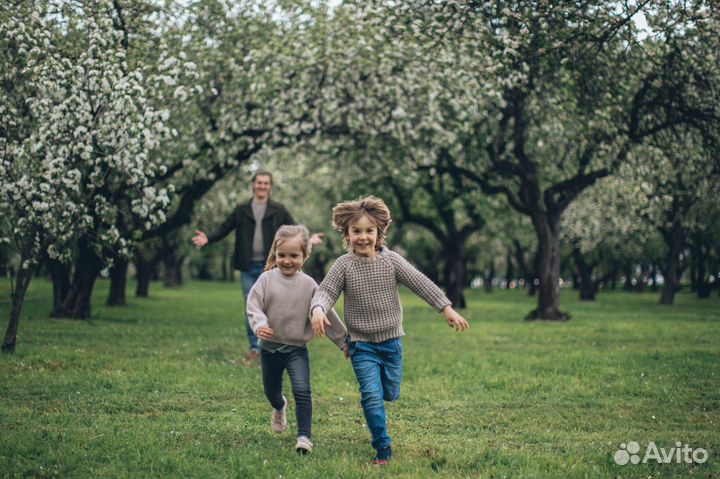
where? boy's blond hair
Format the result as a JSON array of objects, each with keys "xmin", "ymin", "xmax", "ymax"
[
  {"xmin": 332, "ymin": 196, "xmax": 392, "ymax": 252},
  {"xmin": 264, "ymin": 224, "xmax": 311, "ymax": 271}
]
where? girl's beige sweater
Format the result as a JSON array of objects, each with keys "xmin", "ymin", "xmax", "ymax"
[{"xmin": 247, "ymin": 268, "xmax": 347, "ymax": 349}]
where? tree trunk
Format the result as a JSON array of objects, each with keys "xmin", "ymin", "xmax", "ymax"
[
  {"xmin": 135, "ymin": 262, "xmax": 152, "ymax": 297},
  {"xmin": 195, "ymin": 256, "xmax": 212, "ymax": 280},
  {"xmin": 623, "ymin": 263, "xmax": 635, "ymax": 291},
  {"xmin": 676, "ymin": 253, "xmax": 687, "ymax": 291},
  {"xmin": 649, "ymin": 264, "xmax": 659, "ymax": 292},
  {"xmin": 689, "ymin": 245, "xmax": 698, "ymax": 292},
  {"xmin": 712, "ymin": 246, "xmax": 720, "ymax": 298},
  {"xmin": 305, "ymin": 251, "xmax": 328, "ymax": 285},
  {"xmin": 35, "ymin": 259, "xmax": 45, "ymax": 277},
  {"xmin": 135, "ymin": 246, "xmax": 160, "ymax": 298},
  {"xmin": 163, "ymin": 254, "xmax": 185, "ymax": 288},
  {"xmin": 609, "ymin": 259, "xmax": 619, "ymax": 290},
  {"xmin": 505, "ymin": 250, "xmax": 515, "ymax": 289},
  {"xmin": 3, "ymin": 261, "xmax": 36, "ymax": 354},
  {"xmin": 52, "ymin": 237, "xmax": 102, "ymax": 319},
  {"xmin": 513, "ymin": 240, "xmax": 532, "ymax": 292},
  {"xmin": 443, "ymin": 247, "xmax": 467, "ymax": 308},
  {"xmin": 692, "ymin": 234, "xmax": 712, "ymax": 299},
  {"xmin": 572, "ymin": 247, "xmax": 597, "ymax": 301},
  {"xmin": 695, "ymin": 257, "xmax": 711, "ymax": 298},
  {"xmin": 635, "ymin": 261, "xmax": 648, "ymax": 292},
  {"xmin": 526, "ymin": 215, "xmax": 569, "ymax": 320},
  {"xmin": 106, "ymin": 256, "xmax": 128, "ymax": 306},
  {"xmin": 46, "ymin": 255, "xmax": 71, "ymax": 311},
  {"xmin": 528, "ymin": 248, "xmax": 539, "ymax": 296},
  {"xmin": 659, "ymin": 221, "xmax": 685, "ymax": 306},
  {"xmin": 482, "ymin": 259, "xmax": 494, "ymax": 294},
  {"xmin": 0, "ymin": 247, "xmax": 7, "ymax": 277},
  {"xmin": 571, "ymin": 269, "xmax": 580, "ymax": 290}
]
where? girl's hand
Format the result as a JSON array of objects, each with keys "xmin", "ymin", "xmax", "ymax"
[
  {"xmin": 342, "ymin": 344, "xmax": 349, "ymax": 359},
  {"xmin": 443, "ymin": 306, "xmax": 469, "ymax": 331},
  {"xmin": 311, "ymin": 307, "xmax": 330, "ymax": 337},
  {"xmin": 257, "ymin": 325, "xmax": 274, "ymax": 340}
]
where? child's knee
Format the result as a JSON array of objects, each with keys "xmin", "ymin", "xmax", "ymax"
[
  {"xmin": 360, "ymin": 386, "xmax": 384, "ymax": 406},
  {"xmin": 292, "ymin": 385, "xmax": 312, "ymax": 400},
  {"xmin": 383, "ymin": 389, "xmax": 400, "ymax": 402}
]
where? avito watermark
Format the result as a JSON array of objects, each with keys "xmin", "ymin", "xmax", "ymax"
[{"xmin": 614, "ymin": 441, "xmax": 709, "ymax": 465}]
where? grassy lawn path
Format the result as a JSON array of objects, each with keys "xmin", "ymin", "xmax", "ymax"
[{"xmin": 1, "ymin": 279, "xmax": 718, "ymax": 478}]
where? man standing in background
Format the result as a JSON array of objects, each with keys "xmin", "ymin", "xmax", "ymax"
[{"xmin": 192, "ymin": 171, "xmax": 323, "ymax": 360}]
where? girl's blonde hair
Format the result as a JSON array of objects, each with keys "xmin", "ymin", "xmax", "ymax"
[
  {"xmin": 332, "ymin": 196, "xmax": 392, "ymax": 252},
  {"xmin": 264, "ymin": 224, "xmax": 311, "ymax": 271}
]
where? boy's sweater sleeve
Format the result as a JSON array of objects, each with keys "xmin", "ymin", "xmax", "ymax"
[
  {"xmin": 246, "ymin": 274, "xmax": 269, "ymax": 333},
  {"xmin": 391, "ymin": 251, "xmax": 451, "ymax": 312},
  {"xmin": 311, "ymin": 257, "xmax": 346, "ymax": 313}
]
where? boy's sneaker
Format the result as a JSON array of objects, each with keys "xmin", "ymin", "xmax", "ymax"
[
  {"xmin": 371, "ymin": 445, "xmax": 392, "ymax": 466},
  {"xmin": 295, "ymin": 435, "xmax": 313, "ymax": 455},
  {"xmin": 271, "ymin": 396, "xmax": 287, "ymax": 433}
]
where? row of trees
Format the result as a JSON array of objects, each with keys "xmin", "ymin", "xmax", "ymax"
[
  {"xmin": 2, "ymin": 0, "xmax": 718, "ymax": 353},
  {"xmin": 315, "ymin": 1, "xmax": 719, "ymax": 318}
]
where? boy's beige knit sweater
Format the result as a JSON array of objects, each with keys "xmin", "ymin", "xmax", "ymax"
[
  {"xmin": 312, "ymin": 248, "xmax": 451, "ymax": 343},
  {"xmin": 247, "ymin": 268, "xmax": 347, "ymax": 349}
]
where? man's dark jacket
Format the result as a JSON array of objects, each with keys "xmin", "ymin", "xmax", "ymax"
[{"xmin": 207, "ymin": 199, "xmax": 294, "ymax": 271}]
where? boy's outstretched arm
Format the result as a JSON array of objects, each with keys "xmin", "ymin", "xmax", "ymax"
[{"xmin": 443, "ymin": 305, "xmax": 469, "ymax": 331}]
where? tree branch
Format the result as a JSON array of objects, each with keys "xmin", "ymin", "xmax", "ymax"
[{"xmin": 386, "ymin": 177, "xmax": 447, "ymax": 243}]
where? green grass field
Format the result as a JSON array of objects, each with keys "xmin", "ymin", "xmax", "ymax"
[{"xmin": 1, "ymin": 279, "xmax": 718, "ymax": 478}]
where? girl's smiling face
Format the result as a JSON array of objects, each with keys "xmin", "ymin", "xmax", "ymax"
[
  {"xmin": 275, "ymin": 236, "xmax": 305, "ymax": 276},
  {"xmin": 348, "ymin": 215, "xmax": 378, "ymax": 257}
]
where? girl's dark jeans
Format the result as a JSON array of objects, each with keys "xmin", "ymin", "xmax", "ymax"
[{"xmin": 260, "ymin": 347, "xmax": 312, "ymax": 438}]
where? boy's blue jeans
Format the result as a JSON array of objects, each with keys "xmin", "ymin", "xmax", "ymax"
[
  {"xmin": 348, "ymin": 338, "xmax": 403, "ymax": 450},
  {"xmin": 241, "ymin": 261, "xmax": 265, "ymax": 352}
]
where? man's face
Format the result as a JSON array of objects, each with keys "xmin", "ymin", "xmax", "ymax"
[{"xmin": 252, "ymin": 174, "xmax": 272, "ymax": 200}]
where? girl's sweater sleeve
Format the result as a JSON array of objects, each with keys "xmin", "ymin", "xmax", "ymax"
[
  {"xmin": 390, "ymin": 251, "xmax": 451, "ymax": 312},
  {"xmin": 311, "ymin": 256, "xmax": 346, "ymax": 313},
  {"xmin": 324, "ymin": 307, "xmax": 348, "ymax": 349},
  {"xmin": 246, "ymin": 273, "xmax": 269, "ymax": 333},
  {"xmin": 309, "ymin": 281, "xmax": 347, "ymax": 349},
  {"xmin": 308, "ymin": 280, "xmax": 347, "ymax": 349}
]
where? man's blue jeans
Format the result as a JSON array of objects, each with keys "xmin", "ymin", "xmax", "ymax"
[
  {"xmin": 349, "ymin": 338, "xmax": 403, "ymax": 450},
  {"xmin": 241, "ymin": 261, "xmax": 265, "ymax": 352}
]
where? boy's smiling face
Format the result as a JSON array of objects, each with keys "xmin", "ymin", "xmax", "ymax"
[{"xmin": 348, "ymin": 214, "xmax": 378, "ymax": 257}]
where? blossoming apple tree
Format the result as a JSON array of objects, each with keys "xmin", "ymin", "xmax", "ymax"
[
  {"xmin": 319, "ymin": 0, "xmax": 719, "ymax": 320},
  {"xmin": 1, "ymin": 1, "xmax": 176, "ymax": 351}
]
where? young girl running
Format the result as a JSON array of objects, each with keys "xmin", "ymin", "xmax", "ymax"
[
  {"xmin": 311, "ymin": 196, "xmax": 469, "ymax": 466},
  {"xmin": 246, "ymin": 224, "xmax": 347, "ymax": 455}
]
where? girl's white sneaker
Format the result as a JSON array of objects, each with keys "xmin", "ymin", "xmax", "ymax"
[
  {"xmin": 295, "ymin": 435, "xmax": 313, "ymax": 455},
  {"xmin": 271, "ymin": 396, "xmax": 287, "ymax": 433}
]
